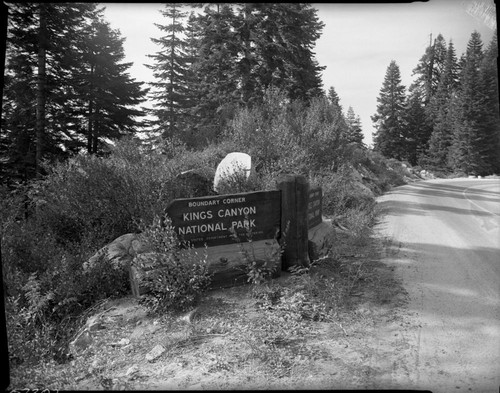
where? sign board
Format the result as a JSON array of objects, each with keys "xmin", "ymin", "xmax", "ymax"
[
  {"xmin": 166, "ymin": 190, "xmax": 281, "ymax": 248},
  {"xmin": 308, "ymin": 187, "xmax": 323, "ymax": 229}
]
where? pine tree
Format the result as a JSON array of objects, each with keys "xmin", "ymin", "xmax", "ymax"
[
  {"xmin": 2, "ymin": 2, "xmax": 98, "ymax": 179},
  {"xmin": 80, "ymin": 16, "xmax": 147, "ymax": 154},
  {"xmin": 252, "ymin": 3, "xmax": 325, "ymax": 102},
  {"xmin": 147, "ymin": 3, "xmax": 191, "ymax": 140},
  {"xmin": 147, "ymin": 3, "xmax": 325, "ymax": 146},
  {"xmin": 372, "ymin": 60, "xmax": 407, "ymax": 160},
  {"xmin": 449, "ymin": 31, "xmax": 490, "ymax": 175},
  {"xmin": 402, "ymin": 88, "xmax": 430, "ymax": 165},
  {"xmin": 188, "ymin": 3, "xmax": 240, "ymax": 142},
  {"xmin": 232, "ymin": 3, "xmax": 260, "ymax": 106},
  {"xmin": 327, "ymin": 86, "xmax": 342, "ymax": 112},
  {"xmin": 411, "ymin": 33, "xmax": 448, "ymax": 104},
  {"xmin": 424, "ymin": 40, "xmax": 459, "ymax": 170},
  {"xmin": 345, "ymin": 106, "xmax": 364, "ymax": 146},
  {"xmin": 2, "ymin": 2, "xmax": 148, "ymax": 182},
  {"xmin": 478, "ymin": 32, "xmax": 500, "ymax": 173},
  {"xmin": 1, "ymin": 4, "xmax": 39, "ymax": 182}
]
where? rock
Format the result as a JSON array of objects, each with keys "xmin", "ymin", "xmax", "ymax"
[
  {"xmin": 146, "ymin": 344, "xmax": 166, "ymax": 362},
  {"xmin": 69, "ymin": 329, "xmax": 93, "ymax": 354},
  {"xmin": 110, "ymin": 338, "xmax": 130, "ymax": 347},
  {"xmin": 85, "ymin": 233, "xmax": 152, "ymax": 296},
  {"xmin": 308, "ymin": 220, "xmax": 335, "ymax": 260},
  {"xmin": 125, "ymin": 365, "xmax": 140, "ymax": 377},
  {"xmin": 85, "ymin": 233, "xmax": 151, "ymax": 272},
  {"xmin": 213, "ymin": 152, "xmax": 256, "ymax": 193},
  {"xmin": 175, "ymin": 168, "xmax": 216, "ymax": 198},
  {"xmin": 178, "ymin": 308, "xmax": 198, "ymax": 324},
  {"xmin": 86, "ymin": 316, "xmax": 105, "ymax": 332}
]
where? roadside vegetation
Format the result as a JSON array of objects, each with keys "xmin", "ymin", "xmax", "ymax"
[{"xmin": 2, "ymin": 86, "xmax": 412, "ymax": 389}]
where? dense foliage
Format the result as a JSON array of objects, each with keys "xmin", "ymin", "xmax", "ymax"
[
  {"xmin": 372, "ymin": 31, "xmax": 499, "ymax": 175},
  {"xmin": 146, "ymin": 3, "xmax": 326, "ymax": 147}
]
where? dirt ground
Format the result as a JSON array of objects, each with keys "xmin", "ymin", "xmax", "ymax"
[{"xmin": 9, "ymin": 227, "xmax": 417, "ymax": 391}]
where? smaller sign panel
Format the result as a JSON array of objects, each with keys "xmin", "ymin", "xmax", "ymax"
[
  {"xmin": 166, "ymin": 190, "xmax": 281, "ymax": 248},
  {"xmin": 308, "ymin": 187, "xmax": 323, "ymax": 229}
]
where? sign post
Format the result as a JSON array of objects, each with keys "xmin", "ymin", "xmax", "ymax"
[{"xmin": 277, "ymin": 175, "xmax": 310, "ymax": 270}]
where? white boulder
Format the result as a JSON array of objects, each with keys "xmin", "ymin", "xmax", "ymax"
[{"xmin": 213, "ymin": 152, "xmax": 256, "ymax": 193}]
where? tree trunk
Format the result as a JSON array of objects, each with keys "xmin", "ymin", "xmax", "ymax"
[
  {"xmin": 35, "ymin": 3, "xmax": 47, "ymax": 176},
  {"xmin": 87, "ymin": 64, "xmax": 94, "ymax": 154},
  {"xmin": 92, "ymin": 105, "xmax": 99, "ymax": 154},
  {"xmin": 87, "ymin": 99, "xmax": 94, "ymax": 153}
]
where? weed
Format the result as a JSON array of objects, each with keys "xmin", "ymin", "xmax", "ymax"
[
  {"xmin": 229, "ymin": 218, "xmax": 284, "ymax": 286},
  {"xmin": 133, "ymin": 214, "xmax": 213, "ymax": 314}
]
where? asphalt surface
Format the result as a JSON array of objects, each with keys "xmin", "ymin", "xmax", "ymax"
[{"xmin": 375, "ymin": 178, "xmax": 500, "ymax": 392}]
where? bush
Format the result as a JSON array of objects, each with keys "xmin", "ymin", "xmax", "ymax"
[
  {"xmin": 133, "ymin": 215, "xmax": 212, "ymax": 314},
  {"xmin": 224, "ymin": 87, "xmax": 351, "ymax": 180},
  {"xmin": 31, "ymin": 138, "xmax": 181, "ymax": 248}
]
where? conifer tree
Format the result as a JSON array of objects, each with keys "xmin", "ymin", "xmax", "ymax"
[
  {"xmin": 402, "ymin": 88, "xmax": 430, "ymax": 165},
  {"xmin": 424, "ymin": 40, "xmax": 459, "ymax": 170},
  {"xmin": 477, "ymin": 32, "xmax": 500, "ymax": 173},
  {"xmin": 147, "ymin": 3, "xmax": 191, "ymax": 140},
  {"xmin": 345, "ymin": 106, "xmax": 364, "ymax": 146},
  {"xmin": 2, "ymin": 2, "xmax": 148, "ymax": 182},
  {"xmin": 147, "ymin": 3, "xmax": 326, "ymax": 146},
  {"xmin": 2, "ymin": 2, "xmax": 98, "ymax": 179},
  {"xmin": 372, "ymin": 60, "xmax": 407, "ymax": 160},
  {"xmin": 79, "ymin": 16, "xmax": 147, "ymax": 154},
  {"xmin": 449, "ymin": 31, "xmax": 490, "ymax": 175},
  {"xmin": 411, "ymin": 33, "xmax": 448, "ymax": 104},
  {"xmin": 190, "ymin": 3, "xmax": 240, "ymax": 142},
  {"xmin": 253, "ymin": 3, "xmax": 325, "ymax": 102},
  {"xmin": 327, "ymin": 86, "xmax": 342, "ymax": 112}
]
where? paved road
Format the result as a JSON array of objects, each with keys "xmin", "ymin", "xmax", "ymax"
[{"xmin": 375, "ymin": 178, "xmax": 500, "ymax": 392}]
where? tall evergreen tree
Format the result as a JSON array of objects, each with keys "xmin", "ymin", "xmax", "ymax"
[
  {"xmin": 1, "ymin": 2, "xmax": 148, "ymax": 182},
  {"xmin": 147, "ymin": 3, "xmax": 191, "ymax": 140},
  {"xmin": 327, "ymin": 86, "xmax": 342, "ymax": 112},
  {"xmin": 189, "ymin": 3, "xmax": 240, "ymax": 141},
  {"xmin": 252, "ymin": 3, "xmax": 325, "ymax": 102},
  {"xmin": 477, "ymin": 32, "xmax": 500, "ymax": 173},
  {"xmin": 411, "ymin": 33, "xmax": 448, "ymax": 105},
  {"xmin": 146, "ymin": 3, "xmax": 325, "ymax": 146},
  {"xmin": 1, "ymin": 3, "xmax": 39, "ymax": 182},
  {"xmin": 80, "ymin": 16, "xmax": 147, "ymax": 154},
  {"xmin": 232, "ymin": 3, "xmax": 260, "ymax": 106},
  {"xmin": 371, "ymin": 60, "xmax": 407, "ymax": 160},
  {"xmin": 2, "ymin": 2, "xmax": 98, "ymax": 179},
  {"xmin": 424, "ymin": 40, "xmax": 460, "ymax": 170},
  {"xmin": 449, "ymin": 31, "xmax": 490, "ymax": 175},
  {"xmin": 402, "ymin": 88, "xmax": 430, "ymax": 165},
  {"xmin": 345, "ymin": 106, "xmax": 364, "ymax": 146}
]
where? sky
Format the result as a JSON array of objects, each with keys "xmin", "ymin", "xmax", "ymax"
[{"xmin": 102, "ymin": 0, "xmax": 497, "ymax": 147}]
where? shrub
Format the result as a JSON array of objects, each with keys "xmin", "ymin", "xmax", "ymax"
[
  {"xmin": 229, "ymin": 223, "xmax": 284, "ymax": 286},
  {"xmin": 133, "ymin": 215, "xmax": 212, "ymax": 314},
  {"xmin": 29, "ymin": 138, "xmax": 181, "ymax": 249}
]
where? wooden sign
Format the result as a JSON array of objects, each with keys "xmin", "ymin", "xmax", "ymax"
[
  {"xmin": 166, "ymin": 190, "xmax": 281, "ymax": 248},
  {"xmin": 308, "ymin": 187, "xmax": 323, "ymax": 229}
]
